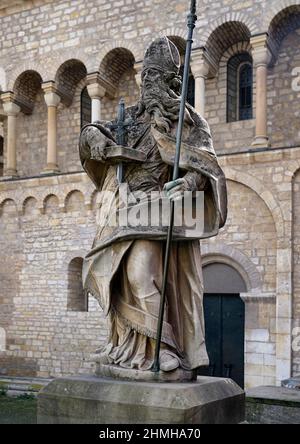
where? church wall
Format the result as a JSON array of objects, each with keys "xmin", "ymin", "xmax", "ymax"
[
  {"xmin": 205, "ymin": 52, "xmax": 256, "ymax": 154},
  {"xmin": 56, "ymin": 80, "xmax": 85, "ymax": 173},
  {"xmin": 202, "ymin": 180, "xmax": 277, "ymax": 388},
  {"xmin": 292, "ymin": 169, "xmax": 300, "ymax": 376},
  {"xmin": 0, "ymin": 148, "xmax": 295, "ymax": 381},
  {"xmin": 15, "ymin": 90, "xmax": 48, "ymax": 177},
  {"xmin": 268, "ymin": 28, "xmax": 300, "ymax": 149},
  {"xmin": 0, "ymin": 174, "xmax": 108, "ymax": 378},
  {"xmin": 101, "ymin": 68, "xmax": 140, "ymax": 122},
  {"xmin": 0, "ymin": 0, "xmax": 299, "ymax": 385},
  {"xmin": 0, "ymin": 0, "xmax": 297, "ymax": 172}
]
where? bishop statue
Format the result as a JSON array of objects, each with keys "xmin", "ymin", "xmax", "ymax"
[{"xmin": 79, "ymin": 37, "xmax": 227, "ymax": 376}]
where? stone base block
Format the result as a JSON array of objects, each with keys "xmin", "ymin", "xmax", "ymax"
[
  {"xmin": 246, "ymin": 386, "xmax": 300, "ymax": 424},
  {"xmin": 37, "ymin": 375, "xmax": 245, "ymax": 424}
]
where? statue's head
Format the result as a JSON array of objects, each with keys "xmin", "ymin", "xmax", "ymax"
[
  {"xmin": 138, "ymin": 37, "xmax": 183, "ymax": 133},
  {"xmin": 142, "ymin": 36, "xmax": 181, "ymax": 76}
]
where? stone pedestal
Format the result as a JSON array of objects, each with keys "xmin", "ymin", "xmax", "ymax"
[
  {"xmin": 37, "ymin": 375, "xmax": 245, "ymax": 424},
  {"xmin": 246, "ymin": 386, "xmax": 300, "ymax": 424}
]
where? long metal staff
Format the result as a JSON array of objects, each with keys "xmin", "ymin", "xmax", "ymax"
[{"xmin": 152, "ymin": 0, "xmax": 198, "ymax": 372}]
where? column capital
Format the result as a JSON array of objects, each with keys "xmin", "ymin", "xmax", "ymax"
[
  {"xmin": 1, "ymin": 92, "xmax": 21, "ymax": 116},
  {"xmin": 250, "ymin": 34, "xmax": 273, "ymax": 67},
  {"xmin": 42, "ymin": 81, "xmax": 61, "ymax": 107},
  {"xmin": 86, "ymin": 72, "xmax": 116, "ymax": 98},
  {"xmin": 190, "ymin": 48, "xmax": 217, "ymax": 78},
  {"xmin": 87, "ymin": 82, "xmax": 106, "ymax": 100}
]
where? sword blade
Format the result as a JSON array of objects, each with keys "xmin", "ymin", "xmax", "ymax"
[
  {"xmin": 117, "ymin": 163, "xmax": 123, "ymax": 184},
  {"xmin": 116, "ymin": 98, "xmax": 126, "ymax": 184},
  {"xmin": 152, "ymin": 0, "xmax": 198, "ymax": 373}
]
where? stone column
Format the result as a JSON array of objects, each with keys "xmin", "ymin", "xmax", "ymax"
[
  {"xmin": 86, "ymin": 73, "xmax": 108, "ymax": 122},
  {"xmin": 134, "ymin": 61, "xmax": 143, "ymax": 90},
  {"xmin": 1, "ymin": 92, "xmax": 21, "ymax": 177},
  {"xmin": 251, "ymin": 34, "xmax": 272, "ymax": 147},
  {"xmin": 191, "ymin": 49, "xmax": 214, "ymax": 116},
  {"xmin": 42, "ymin": 82, "xmax": 61, "ymax": 173},
  {"xmin": 87, "ymin": 83, "xmax": 106, "ymax": 122}
]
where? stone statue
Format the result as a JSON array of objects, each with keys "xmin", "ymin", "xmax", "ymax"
[{"xmin": 79, "ymin": 37, "xmax": 227, "ymax": 379}]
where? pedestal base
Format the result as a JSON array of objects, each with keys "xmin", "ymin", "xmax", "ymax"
[{"xmin": 37, "ymin": 375, "xmax": 245, "ymax": 424}]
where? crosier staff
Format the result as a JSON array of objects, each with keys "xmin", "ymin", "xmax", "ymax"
[{"xmin": 152, "ymin": 0, "xmax": 198, "ymax": 373}]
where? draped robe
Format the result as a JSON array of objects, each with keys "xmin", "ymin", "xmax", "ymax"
[{"xmin": 80, "ymin": 104, "xmax": 227, "ymax": 370}]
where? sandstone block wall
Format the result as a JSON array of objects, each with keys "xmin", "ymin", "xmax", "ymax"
[{"xmin": 0, "ymin": 0, "xmax": 300, "ymax": 386}]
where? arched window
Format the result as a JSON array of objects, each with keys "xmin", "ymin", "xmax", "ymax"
[
  {"xmin": 179, "ymin": 66, "xmax": 195, "ymax": 108},
  {"xmin": 238, "ymin": 63, "xmax": 252, "ymax": 121},
  {"xmin": 227, "ymin": 53, "xmax": 253, "ymax": 122},
  {"xmin": 67, "ymin": 257, "xmax": 87, "ymax": 312},
  {"xmin": 80, "ymin": 87, "xmax": 91, "ymax": 128},
  {"xmin": 0, "ymin": 135, "xmax": 3, "ymax": 177}
]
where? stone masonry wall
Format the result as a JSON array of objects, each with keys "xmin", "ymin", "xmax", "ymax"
[
  {"xmin": 0, "ymin": 0, "xmax": 300, "ymax": 384},
  {"xmin": 0, "ymin": 174, "xmax": 108, "ymax": 377},
  {"xmin": 0, "ymin": 0, "xmax": 298, "ymax": 173},
  {"xmin": 202, "ymin": 179, "xmax": 277, "ymax": 387},
  {"xmin": 15, "ymin": 90, "xmax": 48, "ymax": 177},
  {"xmin": 293, "ymin": 169, "xmax": 300, "ymax": 375},
  {"xmin": 268, "ymin": 28, "xmax": 300, "ymax": 149}
]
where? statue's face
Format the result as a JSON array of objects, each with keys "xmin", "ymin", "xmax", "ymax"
[
  {"xmin": 140, "ymin": 66, "xmax": 180, "ymax": 133},
  {"xmin": 141, "ymin": 68, "xmax": 163, "ymax": 90}
]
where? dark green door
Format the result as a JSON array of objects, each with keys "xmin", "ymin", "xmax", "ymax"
[{"xmin": 199, "ymin": 293, "xmax": 245, "ymax": 388}]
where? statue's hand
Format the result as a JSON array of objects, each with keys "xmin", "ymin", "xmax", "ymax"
[
  {"xmin": 90, "ymin": 137, "xmax": 116, "ymax": 162},
  {"xmin": 163, "ymin": 178, "xmax": 189, "ymax": 201},
  {"xmin": 81, "ymin": 125, "xmax": 116, "ymax": 163}
]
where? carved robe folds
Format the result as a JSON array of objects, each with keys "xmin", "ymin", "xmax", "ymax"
[{"xmin": 79, "ymin": 103, "xmax": 227, "ymax": 371}]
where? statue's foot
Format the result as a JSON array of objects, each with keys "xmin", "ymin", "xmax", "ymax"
[
  {"xmin": 159, "ymin": 351, "xmax": 180, "ymax": 372},
  {"xmin": 94, "ymin": 351, "xmax": 110, "ymax": 365}
]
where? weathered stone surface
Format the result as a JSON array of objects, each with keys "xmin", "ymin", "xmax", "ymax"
[
  {"xmin": 37, "ymin": 376, "xmax": 245, "ymax": 424},
  {"xmin": 96, "ymin": 363, "xmax": 196, "ymax": 382},
  {"xmin": 246, "ymin": 386, "xmax": 300, "ymax": 424},
  {"xmin": 282, "ymin": 376, "xmax": 300, "ymax": 390}
]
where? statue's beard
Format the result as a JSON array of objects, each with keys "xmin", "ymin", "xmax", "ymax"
[{"xmin": 138, "ymin": 78, "xmax": 181, "ymax": 133}]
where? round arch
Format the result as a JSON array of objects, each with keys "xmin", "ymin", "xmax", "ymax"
[
  {"xmin": 224, "ymin": 168, "xmax": 285, "ymax": 237},
  {"xmin": 202, "ymin": 243, "xmax": 263, "ymax": 292},
  {"xmin": 263, "ymin": 0, "xmax": 300, "ymax": 30},
  {"xmin": 202, "ymin": 261, "xmax": 247, "ymax": 294},
  {"xmin": 13, "ymin": 70, "xmax": 43, "ymax": 113},
  {"xmin": 8, "ymin": 61, "xmax": 44, "ymax": 91},
  {"xmin": 55, "ymin": 59, "xmax": 87, "ymax": 107},
  {"xmin": 201, "ymin": 12, "xmax": 259, "ymax": 46},
  {"xmin": 98, "ymin": 40, "xmax": 139, "ymax": 65},
  {"xmin": 265, "ymin": 2, "xmax": 300, "ymax": 58},
  {"xmin": 99, "ymin": 47, "xmax": 135, "ymax": 87},
  {"xmin": 201, "ymin": 20, "xmax": 253, "ymax": 67}
]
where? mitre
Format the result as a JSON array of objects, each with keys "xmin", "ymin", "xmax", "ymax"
[{"xmin": 142, "ymin": 36, "xmax": 181, "ymax": 74}]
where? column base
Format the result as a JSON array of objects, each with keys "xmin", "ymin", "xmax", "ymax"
[
  {"xmin": 251, "ymin": 136, "xmax": 270, "ymax": 148},
  {"xmin": 40, "ymin": 164, "xmax": 60, "ymax": 175},
  {"xmin": 4, "ymin": 169, "xmax": 18, "ymax": 179}
]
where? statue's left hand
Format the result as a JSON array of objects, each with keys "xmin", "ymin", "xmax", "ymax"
[{"xmin": 163, "ymin": 178, "xmax": 189, "ymax": 201}]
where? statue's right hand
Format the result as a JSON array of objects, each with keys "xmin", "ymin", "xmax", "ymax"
[
  {"xmin": 90, "ymin": 138, "xmax": 116, "ymax": 162},
  {"xmin": 80, "ymin": 125, "xmax": 116, "ymax": 163}
]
